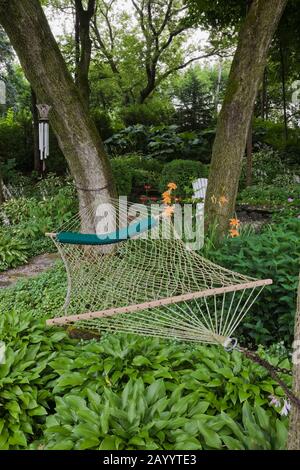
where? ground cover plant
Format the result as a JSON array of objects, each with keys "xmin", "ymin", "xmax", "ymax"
[{"xmin": 0, "ymin": 308, "xmax": 291, "ymax": 450}]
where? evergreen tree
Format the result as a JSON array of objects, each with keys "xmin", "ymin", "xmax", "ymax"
[{"xmin": 174, "ymin": 68, "xmax": 214, "ymax": 131}]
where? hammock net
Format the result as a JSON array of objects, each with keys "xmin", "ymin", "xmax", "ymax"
[{"xmin": 46, "ymin": 196, "xmax": 272, "ymax": 348}]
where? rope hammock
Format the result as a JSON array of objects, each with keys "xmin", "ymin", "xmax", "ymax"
[{"xmin": 45, "ymin": 195, "xmax": 272, "ymax": 351}]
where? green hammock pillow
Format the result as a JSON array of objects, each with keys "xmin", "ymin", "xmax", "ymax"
[{"xmin": 56, "ymin": 216, "xmax": 157, "ymax": 245}]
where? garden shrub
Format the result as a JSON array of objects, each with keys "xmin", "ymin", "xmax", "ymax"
[
  {"xmin": 119, "ymin": 154, "xmax": 163, "ymax": 174},
  {"xmin": 159, "ymin": 159, "xmax": 209, "ymax": 197},
  {"xmin": 120, "ymin": 99, "xmax": 174, "ymax": 127},
  {"xmin": 0, "ymin": 110, "xmax": 31, "ymax": 172},
  {"xmin": 0, "ymin": 110, "xmax": 65, "ymax": 175},
  {"xmin": 254, "ymin": 119, "xmax": 300, "ymax": 165},
  {"xmin": 206, "ymin": 219, "xmax": 300, "ymax": 345},
  {"xmin": 240, "ymin": 147, "xmax": 298, "ymax": 189},
  {"xmin": 131, "ymin": 168, "xmax": 159, "ymax": 193},
  {"xmin": 105, "ymin": 125, "xmax": 148, "ymax": 156},
  {"xmin": 110, "ymin": 155, "xmax": 163, "ymax": 196},
  {"xmin": 0, "ymin": 183, "xmax": 77, "ymax": 265},
  {"xmin": 111, "ymin": 158, "xmax": 133, "ymax": 196},
  {"xmin": 105, "ymin": 125, "xmax": 214, "ymax": 163},
  {"xmin": 0, "ymin": 231, "xmax": 29, "ymax": 271},
  {"xmin": 90, "ymin": 109, "xmax": 114, "ymax": 141},
  {"xmin": 0, "ymin": 177, "xmax": 76, "ymax": 271},
  {"xmin": 1, "ymin": 185, "xmax": 76, "ymax": 229},
  {"xmin": 238, "ymin": 184, "xmax": 300, "ymax": 208}
]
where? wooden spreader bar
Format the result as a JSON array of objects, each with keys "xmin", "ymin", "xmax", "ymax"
[{"xmin": 46, "ymin": 279, "xmax": 272, "ymax": 327}]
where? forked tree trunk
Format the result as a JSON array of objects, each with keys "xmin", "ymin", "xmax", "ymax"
[
  {"xmin": 204, "ymin": 0, "xmax": 287, "ymax": 239},
  {"xmin": 288, "ymin": 273, "xmax": 300, "ymax": 450},
  {"xmin": 0, "ymin": 0, "xmax": 115, "ymax": 232},
  {"xmin": 74, "ymin": 0, "xmax": 95, "ymax": 105}
]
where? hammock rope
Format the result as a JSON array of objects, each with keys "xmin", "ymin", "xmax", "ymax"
[{"xmin": 46, "ymin": 196, "xmax": 272, "ymax": 351}]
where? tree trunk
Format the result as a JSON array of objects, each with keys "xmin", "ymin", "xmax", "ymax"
[
  {"xmin": 288, "ymin": 273, "xmax": 300, "ymax": 450},
  {"xmin": 31, "ymin": 88, "xmax": 41, "ymax": 174},
  {"xmin": 0, "ymin": 0, "xmax": 115, "ymax": 232},
  {"xmin": 139, "ymin": 64, "xmax": 156, "ymax": 104},
  {"xmin": 74, "ymin": 7, "xmax": 80, "ymax": 84},
  {"xmin": 246, "ymin": 118, "xmax": 253, "ymax": 187},
  {"xmin": 204, "ymin": 0, "xmax": 287, "ymax": 240},
  {"xmin": 74, "ymin": 0, "xmax": 95, "ymax": 106}
]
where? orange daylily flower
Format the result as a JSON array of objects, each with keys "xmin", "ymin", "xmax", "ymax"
[
  {"xmin": 229, "ymin": 228, "xmax": 240, "ymax": 238},
  {"xmin": 229, "ymin": 218, "xmax": 240, "ymax": 228},
  {"xmin": 219, "ymin": 195, "xmax": 228, "ymax": 206},
  {"xmin": 162, "ymin": 191, "xmax": 172, "ymax": 204},
  {"xmin": 163, "ymin": 205, "xmax": 175, "ymax": 217},
  {"xmin": 167, "ymin": 182, "xmax": 177, "ymax": 191}
]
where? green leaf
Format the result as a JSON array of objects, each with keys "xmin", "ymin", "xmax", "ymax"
[
  {"xmin": 146, "ymin": 380, "xmax": 165, "ymax": 405},
  {"xmin": 238, "ymin": 388, "xmax": 251, "ymax": 403},
  {"xmin": 275, "ymin": 419, "xmax": 288, "ymax": 450},
  {"xmin": 100, "ymin": 400, "xmax": 110, "ymax": 434},
  {"xmin": 8, "ymin": 430, "xmax": 27, "ymax": 447},
  {"xmin": 77, "ymin": 408, "xmax": 100, "ymax": 426},
  {"xmin": 47, "ymin": 440, "xmax": 74, "ymax": 450},
  {"xmin": 73, "ymin": 423, "xmax": 100, "ymax": 440},
  {"xmin": 99, "ymin": 436, "xmax": 120, "ymax": 450},
  {"xmin": 75, "ymin": 437, "xmax": 100, "ymax": 450},
  {"xmin": 28, "ymin": 405, "xmax": 47, "ymax": 416},
  {"xmin": 254, "ymin": 405, "xmax": 270, "ymax": 431},
  {"xmin": 197, "ymin": 421, "xmax": 222, "ymax": 449},
  {"xmin": 56, "ymin": 372, "xmax": 86, "ymax": 388},
  {"xmin": 132, "ymin": 355, "xmax": 151, "ymax": 366},
  {"xmin": 5, "ymin": 401, "xmax": 21, "ymax": 419},
  {"xmin": 189, "ymin": 401, "xmax": 210, "ymax": 417},
  {"xmin": 222, "ymin": 435, "xmax": 245, "ymax": 450}
]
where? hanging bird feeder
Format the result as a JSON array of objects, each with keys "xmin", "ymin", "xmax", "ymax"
[{"xmin": 36, "ymin": 104, "xmax": 51, "ymax": 173}]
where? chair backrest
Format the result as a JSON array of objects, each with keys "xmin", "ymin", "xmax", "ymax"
[{"xmin": 192, "ymin": 178, "xmax": 208, "ymax": 200}]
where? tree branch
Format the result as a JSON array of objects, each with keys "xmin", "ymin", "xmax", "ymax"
[
  {"xmin": 157, "ymin": 0, "xmax": 174, "ymax": 36},
  {"xmin": 157, "ymin": 51, "xmax": 222, "ymax": 85}
]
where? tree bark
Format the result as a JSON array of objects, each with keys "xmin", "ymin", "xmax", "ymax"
[
  {"xmin": 31, "ymin": 88, "xmax": 41, "ymax": 174},
  {"xmin": 204, "ymin": 0, "xmax": 287, "ymax": 239},
  {"xmin": 74, "ymin": 6, "xmax": 80, "ymax": 84},
  {"xmin": 74, "ymin": 0, "xmax": 95, "ymax": 105},
  {"xmin": 0, "ymin": 0, "xmax": 115, "ymax": 232},
  {"xmin": 288, "ymin": 273, "xmax": 300, "ymax": 450}
]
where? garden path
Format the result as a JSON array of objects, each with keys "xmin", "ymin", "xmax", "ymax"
[{"xmin": 0, "ymin": 252, "xmax": 60, "ymax": 288}]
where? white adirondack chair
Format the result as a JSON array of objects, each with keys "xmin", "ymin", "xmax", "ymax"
[{"xmin": 192, "ymin": 178, "xmax": 208, "ymax": 218}]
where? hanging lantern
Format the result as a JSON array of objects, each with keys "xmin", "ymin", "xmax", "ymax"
[{"xmin": 36, "ymin": 104, "xmax": 51, "ymax": 172}]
